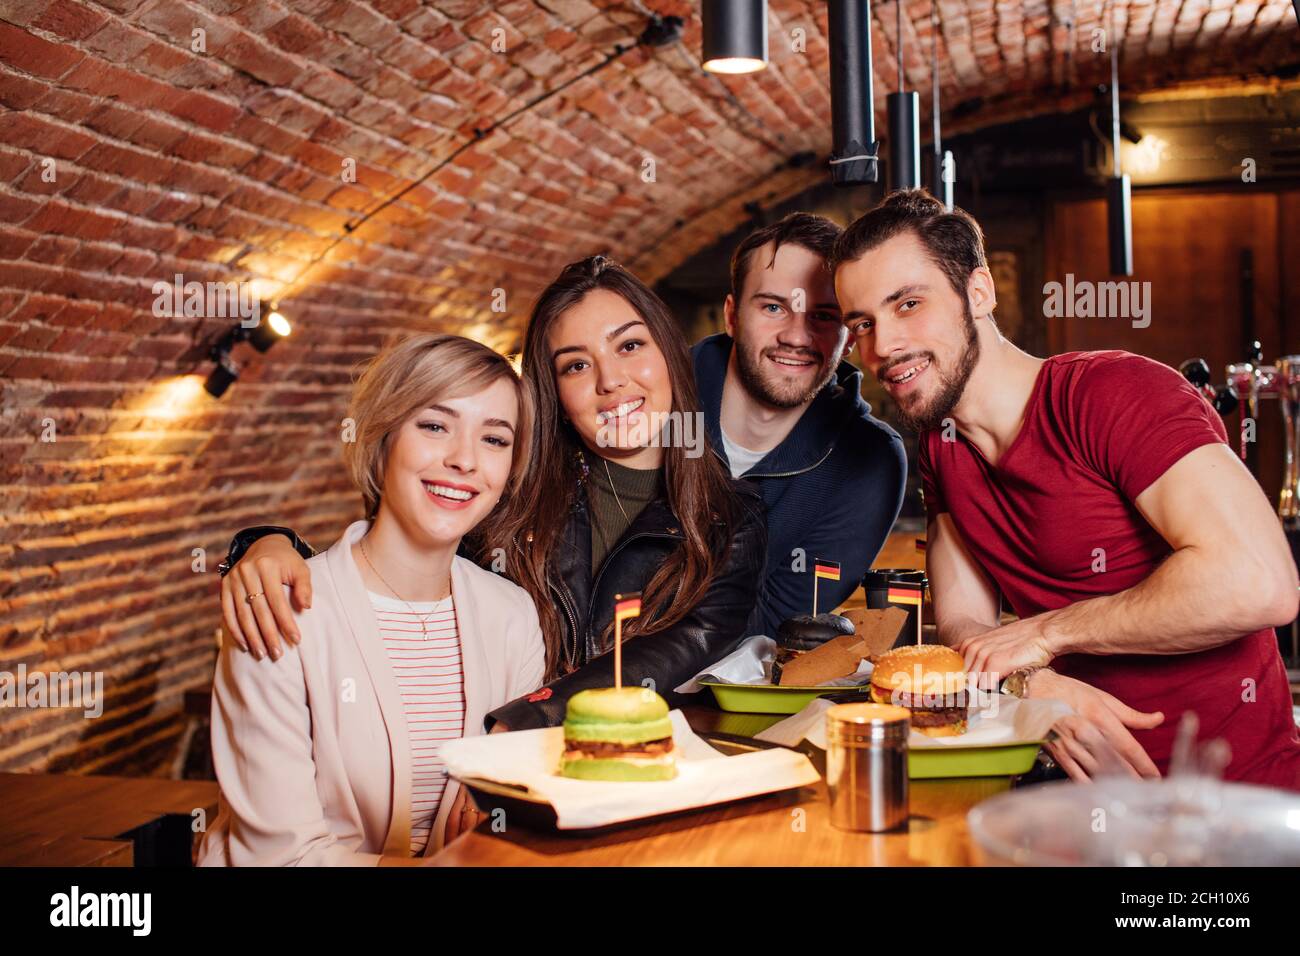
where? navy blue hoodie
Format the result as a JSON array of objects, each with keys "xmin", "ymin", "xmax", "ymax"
[{"xmin": 692, "ymin": 333, "xmax": 907, "ymax": 638}]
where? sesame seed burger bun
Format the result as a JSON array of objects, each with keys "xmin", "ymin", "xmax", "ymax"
[
  {"xmin": 869, "ymin": 645, "xmax": 969, "ymax": 738},
  {"xmin": 870, "ymin": 644, "xmax": 968, "ymax": 695}
]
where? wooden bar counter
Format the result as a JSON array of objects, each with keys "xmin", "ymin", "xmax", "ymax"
[{"xmin": 430, "ymin": 705, "xmax": 1013, "ymax": 867}]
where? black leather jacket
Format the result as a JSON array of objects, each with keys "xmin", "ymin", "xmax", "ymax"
[{"xmin": 486, "ymin": 480, "xmax": 768, "ymax": 730}]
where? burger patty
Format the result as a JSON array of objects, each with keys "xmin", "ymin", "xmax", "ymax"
[
  {"xmin": 871, "ymin": 685, "xmax": 968, "ymax": 710},
  {"xmin": 562, "ymin": 736, "xmax": 674, "ymax": 758},
  {"xmin": 908, "ymin": 707, "xmax": 968, "ymax": 728}
]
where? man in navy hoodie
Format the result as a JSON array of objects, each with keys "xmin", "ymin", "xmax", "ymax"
[
  {"xmin": 218, "ymin": 214, "xmax": 906, "ymax": 654},
  {"xmin": 694, "ymin": 212, "xmax": 906, "ymax": 637}
]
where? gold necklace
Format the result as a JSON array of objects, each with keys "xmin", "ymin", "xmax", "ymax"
[
  {"xmin": 602, "ymin": 456, "xmax": 632, "ymax": 523},
  {"xmin": 359, "ymin": 539, "xmax": 450, "ymax": 637}
]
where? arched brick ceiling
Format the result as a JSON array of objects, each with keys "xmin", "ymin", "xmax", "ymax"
[
  {"xmin": 0, "ymin": 3, "xmax": 1296, "ymax": 772},
  {"xmin": 1, "ymin": 1, "xmax": 1296, "ymax": 353}
]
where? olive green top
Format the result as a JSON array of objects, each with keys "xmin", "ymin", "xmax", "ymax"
[{"xmin": 587, "ymin": 456, "xmax": 664, "ymax": 573}]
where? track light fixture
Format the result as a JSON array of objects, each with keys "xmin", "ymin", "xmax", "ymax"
[
  {"xmin": 202, "ymin": 305, "xmax": 292, "ymax": 398},
  {"xmin": 640, "ymin": 13, "xmax": 684, "ymax": 48}
]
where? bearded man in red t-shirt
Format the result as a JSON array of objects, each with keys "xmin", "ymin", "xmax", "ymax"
[{"xmin": 830, "ymin": 189, "xmax": 1300, "ymax": 790}]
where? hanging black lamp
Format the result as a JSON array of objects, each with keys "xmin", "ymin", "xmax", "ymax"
[
  {"xmin": 929, "ymin": 0, "xmax": 953, "ymax": 208},
  {"xmin": 1106, "ymin": 10, "xmax": 1133, "ymax": 276},
  {"xmin": 827, "ymin": 0, "xmax": 880, "ymax": 186},
  {"xmin": 887, "ymin": 0, "xmax": 920, "ymax": 191},
  {"xmin": 702, "ymin": 0, "xmax": 768, "ymax": 74}
]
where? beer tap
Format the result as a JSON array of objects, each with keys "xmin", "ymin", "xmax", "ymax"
[
  {"xmin": 1180, "ymin": 341, "xmax": 1300, "ymax": 524},
  {"xmin": 1184, "ymin": 344, "xmax": 1300, "ymax": 670}
]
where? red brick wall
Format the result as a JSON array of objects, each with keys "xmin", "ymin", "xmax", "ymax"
[{"xmin": 1, "ymin": 1, "xmax": 1296, "ymax": 775}]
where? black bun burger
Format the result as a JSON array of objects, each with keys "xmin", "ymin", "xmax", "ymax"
[{"xmin": 772, "ymin": 613, "xmax": 854, "ymax": 684}]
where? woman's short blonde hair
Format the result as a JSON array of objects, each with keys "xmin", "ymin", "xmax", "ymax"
[{"xmin": 343, "ymin": 333, "xmax": 532, "ymax": 520}]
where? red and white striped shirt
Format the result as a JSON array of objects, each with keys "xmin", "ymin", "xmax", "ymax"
[{"xmin": 368, "ymin": 590, "xmax": 465, "ymax": 856}]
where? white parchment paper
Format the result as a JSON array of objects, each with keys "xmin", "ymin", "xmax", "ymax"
[
  {"xmin": 754, "ymin": 694, "xmax": 1073, "ymax": 750},
  {"xmin": 440, "ymin": 709, "xmax": 821, "ymax": 829},
  {"xmin": 674, "ymin": 635, "xmax": 873, "ymax": 693}
]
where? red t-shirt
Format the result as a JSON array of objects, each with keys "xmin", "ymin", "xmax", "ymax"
[{"xmin": 920, "ymin": 350, "xmax": 1300, "ymax": 790}]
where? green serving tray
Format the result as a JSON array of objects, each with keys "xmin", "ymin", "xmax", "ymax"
[
  {"xmin": 701, "ymin": 679, "xmax": 854, "ymax": 715},
  {"xmin": 700, "ymin": 681, "xmax": 1044, "ymax": 778},
  {"xmin": 907, "ymin": 742, "xmax": 1042, "ymax": 779}
]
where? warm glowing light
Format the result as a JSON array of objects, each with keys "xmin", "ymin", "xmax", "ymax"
[
  {"xmin": 462, "ymin": 321, "xmax": 518, "ymax": 357},
  {"xmin": 245, "ymin": 276, "xmax": 286, "ymax": 304},
  {"xmin": 130, "ymin": 375, "xmax": 209, "ymax": 420},
  {"xmin": 267, "ymin": 310, "xmax": 291, "ymax": 338},
  {"xmin": 1127, "ymin": 134, "xmax": 1169, "ymax": 175},
  {"xmin": 703, "ymin": 56, "xmax": 766, "ymax": 74},
  {"xmin": 508, "ymin": 353, "xmax": 523, "ymax": 375}
]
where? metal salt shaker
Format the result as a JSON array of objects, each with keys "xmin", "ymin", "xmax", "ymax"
[{"xmin": 825, "ymin": 702, "xmax": 910, "ymax": 832}]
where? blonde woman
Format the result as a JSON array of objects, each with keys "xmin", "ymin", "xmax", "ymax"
[{"xmin": 200, "ymin": 334, "xmax": 543, "ymax": 866}]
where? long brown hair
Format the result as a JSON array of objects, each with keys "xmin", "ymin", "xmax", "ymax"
[{"xmin": 479, "ymin": 256, "xmax": 740, "ymax": 679}]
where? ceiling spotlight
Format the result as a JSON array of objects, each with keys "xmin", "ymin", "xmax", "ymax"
[
  {"xmin": 640, "ymin": 14, "xmax": 684, "ymax": 48},
  {"xmin": 203, "ymin": 351, "xmax": 240, "ymax": 399},
  {"xmin": 202, "ymin": 304, "xmax": 292, "ymax": 398},
  {"xmin": 249, "ymin": 309, "xmax": 291, "ymax": 352},
  {"xmin": 702, "ymin": 0, "xmax": 768, "ymax": 74}
]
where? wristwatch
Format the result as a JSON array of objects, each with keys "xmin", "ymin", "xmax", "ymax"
[
  {"xmin": 217, "ymin": 526, "xmax": 316, "ymax": 577},
  {"xmin": 999, "ymin": 665, "xmax": 1052, "ymax": 699}
]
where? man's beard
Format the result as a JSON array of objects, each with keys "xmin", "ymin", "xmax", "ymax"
[
  {"xmin": 733, "ymin": 337, "xmax": 837, "ymax": 410},
  {"xmin": 887, "ymin": 304, "xmax": 981, "ymax": 433}
]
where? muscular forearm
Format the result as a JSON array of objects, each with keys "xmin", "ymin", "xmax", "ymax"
[
  {"xmin": 936, "ymin": 613, "xmax": 998, "ymax": 648},
  {"xmin": 1043, "ymin": 544, "xmax": 1279, "ymax": 657}
]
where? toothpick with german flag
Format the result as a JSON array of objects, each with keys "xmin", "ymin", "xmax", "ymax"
[
  {"xmin": 812, "ymin": 559, "xmax": 840, "ymax": 616},
  {"xmin": 613, "ymin": 592, "xmax": 642, "ymax": 690},
  {"xmin": 887, "ymin": 580, "xmax": 925, "ymax": 644}
]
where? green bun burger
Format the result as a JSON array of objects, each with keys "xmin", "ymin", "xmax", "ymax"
[{"xmin": 559, "ymin": 687, "xmax": 677, "ymax": 782}]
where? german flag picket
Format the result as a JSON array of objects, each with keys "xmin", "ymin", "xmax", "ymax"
[
  {"xmin": 612, "ymin": 592, "xmax": 641, "ymax": 688},
  {"xmin": 812, "ymin": 558, "xmax": 840, "ymax": 616}
]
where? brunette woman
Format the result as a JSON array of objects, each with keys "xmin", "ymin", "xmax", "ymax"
[{"xmin": 480, "ymin": 255, "xmax": 766, "ymax": 729}]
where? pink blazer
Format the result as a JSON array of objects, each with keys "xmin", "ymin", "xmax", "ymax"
[{"xmin": 199, "ymin": 520, "xmax": 546, "ymax": 866}]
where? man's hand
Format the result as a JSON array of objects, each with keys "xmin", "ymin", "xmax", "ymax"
[
  {"xmin": 1031, "ymin": 669, "xmax": 1164, "ymax": 780},
  {"xmin": 956, "ymin": 616, "xmax": 1055, "ymax": 689},
  {"xmin": 219, "ymin": 535, "xmax": 313, "ymax": 661}
]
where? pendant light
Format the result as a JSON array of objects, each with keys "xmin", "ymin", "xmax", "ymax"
[
  {"xmin": 828, "ymin": 0, "xmax": 880, "ymax": 185},
  {"xmin": 887, "ymin": 0, "xmax": 920, "ymax": 191},
  {"xmin": 702, "ymin": 0, "xmax": 768, "ymax": 74},
  {"xmin": 1106, "ymin": 3, "xmax": 1133, "ymax": 276},
  {"xmin": 930, "ymin": 0, "xmax": 954, "ymax": 208},
  {"xmin": 925, "ymin": 0, "xmax": 956, "ymax": 209}
]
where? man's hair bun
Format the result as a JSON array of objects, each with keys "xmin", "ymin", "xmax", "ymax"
[{"xmin": 583, "ymin": 254, "xmax": 610, "ymax": 277}]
